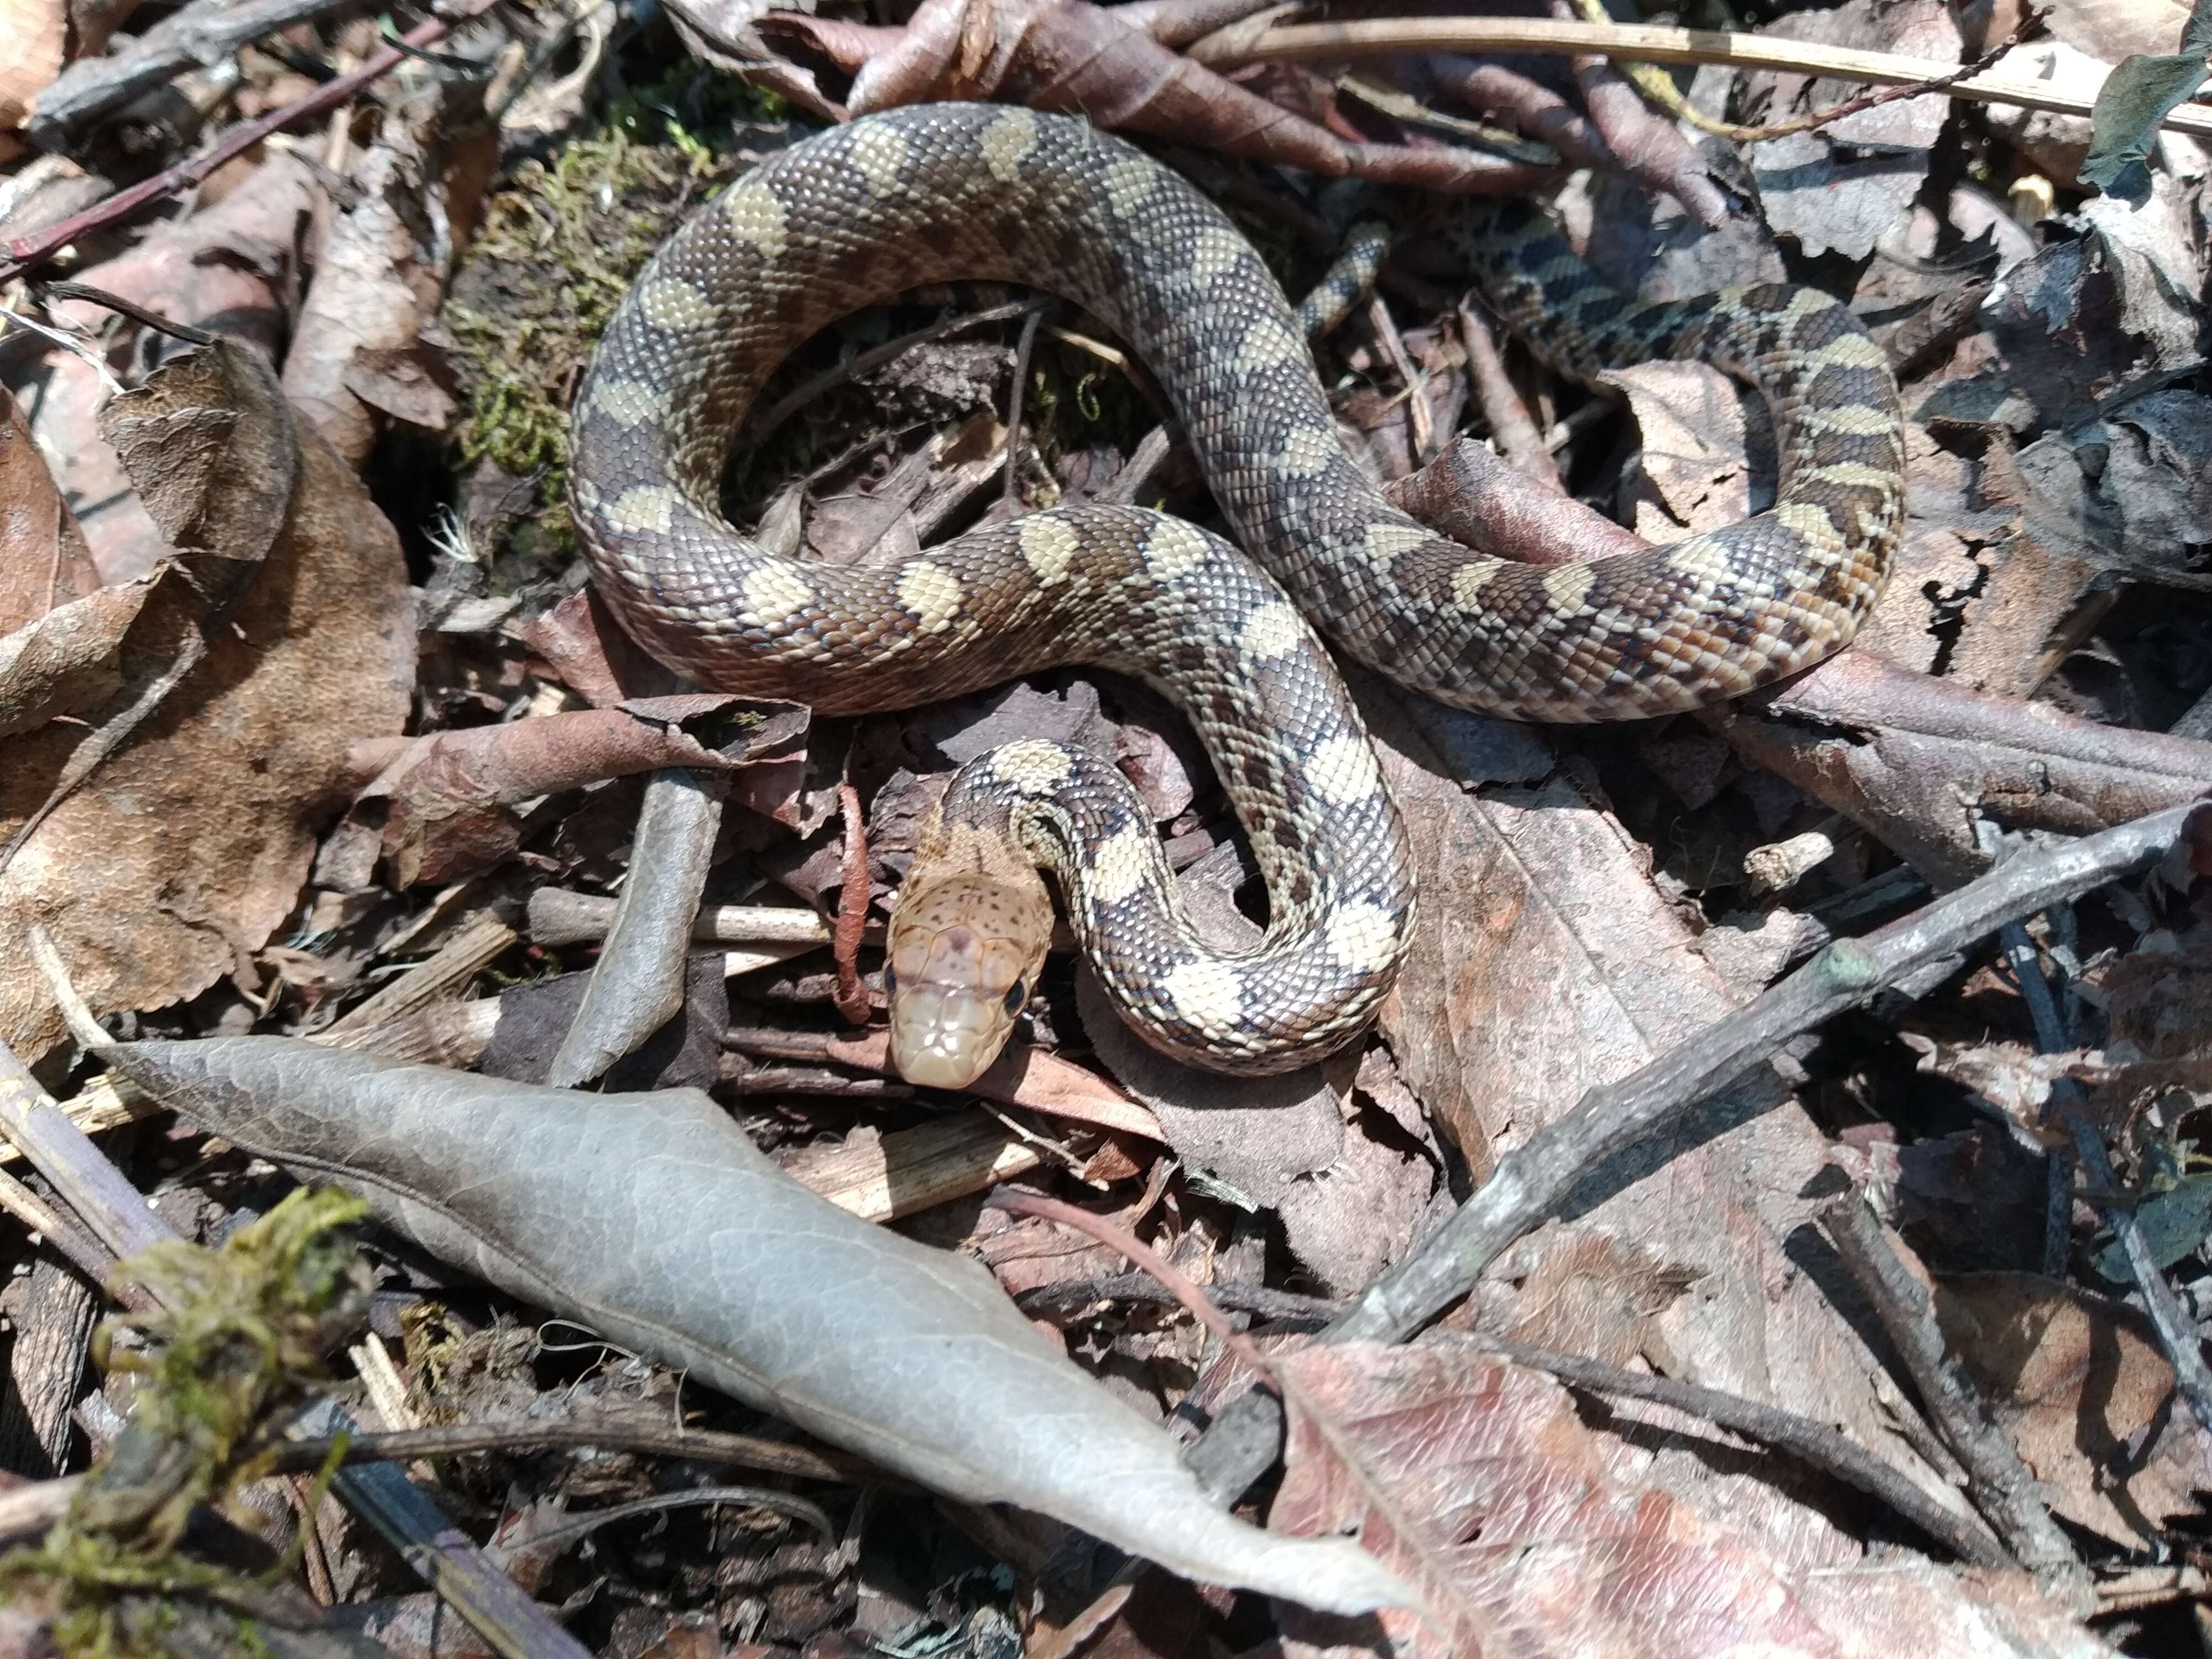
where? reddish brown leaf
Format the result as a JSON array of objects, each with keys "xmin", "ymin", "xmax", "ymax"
[
  {"xmin": 347, "ymin": 697, "xmax": 806, "ymax": 888},
  {"xmin": 1266, "ymin": 1339, "xmax": 1843, "ymax": 1658}
]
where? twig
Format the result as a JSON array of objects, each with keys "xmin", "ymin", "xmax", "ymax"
[
  {"xmin": 1361, "ymin": 293, "xmax": 1431, "ymax": 459},
  {"xmin": 985, "ymin": 1190, "xmax": 1271, "ymax": 1378},
  {"xmin": 529, "ymin": 890, "xmax": 862, "ymax": 950},
  {"xmin": 0, "ymin": 1164, "xmax": 119, "ymax": 1291},
  {"xmin": 322, "ymin": 910, "xmax": 520, "ymax": 1047},
  {"xmin": 1564, "ymin": 0, "xmax": 2048, "ymax": 144},
  {"xmin": 1015, "ymin": 1271, "xmax": 1340, "ymax": 1327},
  {"xmin": 0, "ymin": 1037, "xmax": 170, "ymax": 1261},
  {"xmin": 1454, "ymin": 304, "xmax": 1559, "ymax": 491},
  {"xmin": 1, "ymin": 1, "xmax": 496, "ymax": 283},
  {"xmin": 1333, "ymin": 74, "xmax": 1556, "ymax": 161},
  {"xmin": 1185, "ymin": 16, "xmax": 2212, "ymax": 142},
  {"xmin": 267, "ymin": 1416, "xmax": 890, "ymax": 1485},
  {"xmin": 0, "ymin": 305, "xmax": 127, "ymax": 394},
  {"xmin": 831, "ymin": 781, "xmax": 873, "ymax": 1026},
  {"xmin": 1184, "ymin": 802, "xmax": 2202, "ymax": 1502},
  {"xmin": 1464, "ymin": 1330, "xmax": 2012, "ymax": 1567},
  {"xmin": 36, "ymin": 281, "xmax": 218, "ymax": 347},
  {"xmin": 486, "ymin": 1485, "xmax": 835, "ymax": 1551},
  {"xmin": 0, "ymin": 1475, "xmax": 82, "ymax": 1543},
  {"xmin": 1820, "ymin": 1194, "xmax": 2085, "ymax": 1590},
  {"xmin": 290, "ymin": 1401, "xmax": 598, "ymax": 1659},
  {"xmin": 1351, "ymin": 805, "xmax": 2197, "ymax": 1344}
]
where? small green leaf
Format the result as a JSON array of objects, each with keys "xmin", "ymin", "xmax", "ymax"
[
  {"xmin": 2081, "ymin": 0, "xmax": 2212, "ymax": 202},
  {"xmin": 2091, "ymin": 1170, "xmax": 2212, "ymax": 1280}
]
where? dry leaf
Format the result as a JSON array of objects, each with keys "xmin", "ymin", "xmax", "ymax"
[
  {"xmin": 0, "ymin": 342, "xmax": 413, "ymax": 1060},
  {"xmin": 2040, "ymin": 0, "xmax": 2193, "ymax": 61},
  {"xmin": 102, "ymin": 1036, "xmax": 1419, "ymax": 1616},
  {"xmin": 284, "ymin": 88, "xmax": 492, "ymax": 465},
  {"xmin": 1269, "ymin": 1337, "xmax": 2109, "ymax": 1658},
  {"xmin": 1267, "ymin": 1339, "xmax": 1840, "ymax": 1658},
  {"xmin": 1934, "ymin": 1273, "xmax": 2212, "ymax": 1547},
  {"xmin": 1741, "ymin": 0, "xmax": 1961, "ymax": 261}
]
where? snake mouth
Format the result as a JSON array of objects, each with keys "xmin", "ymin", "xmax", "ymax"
[{"xmin": 887, "ymin": 983, "xmax": 1008, "ymax": 1090}]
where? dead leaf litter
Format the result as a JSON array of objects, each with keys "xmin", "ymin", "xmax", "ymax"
[{"xmin": 2, "ymin": 0, "xmax": 2211, "ymax": 1654}]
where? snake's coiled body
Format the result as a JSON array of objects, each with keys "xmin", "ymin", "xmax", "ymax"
[{"xmin": 571, "ymin": 103, "xmax": 1904, "ymax": 1079}]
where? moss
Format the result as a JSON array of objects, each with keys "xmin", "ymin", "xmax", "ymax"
[
  {"xmin": 0, "ymin": 1190, "xmax": 371, "ymax": 1658},
  {"xmin": 442, "ymin": 61, "xmax": 765, "ymax": 569}
]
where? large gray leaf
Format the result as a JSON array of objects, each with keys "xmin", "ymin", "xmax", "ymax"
[{"xmin": 102, "ymin": 1038, "xmax": 1412, "ymax": 1615}]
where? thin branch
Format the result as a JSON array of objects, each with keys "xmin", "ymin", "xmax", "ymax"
[
  {"xmin": 987, "ymin": 1189, "xmax": 1274, "ymax": 1378},
  {"xmin": 1186, "ymin": 16, "xmax": 2212, "ymax": 142},
  {"xmin": 0, "ymin": 1163, "xmax": 119, "ymax": 1290},
  {"xmin": 267, "ymin": 1417, "xmax": 891, "ymax": 1485},
  {"xmin": 1185, "ymin": 801, "xmax": 2203, "ymax": 1501},
  {"xmin": 0, "ymin": 1036, "xmax": 171, "ymax": 1261},
  {"xmin": 289, "ymin": 1401, "xmax": 600, "ymax": 1659},
  {"xmin": 1016, "ymin": 1271, "xmax": 1340, "ymax": 1327},
  {"xmin": 1563, "ymin": 0, "xmax": 2049, "ymax": 144},
  {"xmin": 1820, "ymin": 1194, "xmax": 2085, "ymax": 1589},
  {"xmin": 1331, "ymin": 803, "xmax": 2199, "ymax": 1348},
  {"xmin": 38, "ymin": 282, "xmax": 219, "ymax": 347},
  {"xmin": 479, "ymin": 1485, "xmax": 836, "ymax": 1551},
  {"xmin": 1462, "ymin": 1331, "xmax": 2012, "ymax": 1568},
  {"xmin": 0, "ymin": 1476, "xmax": 82, "ymax": 1543}
]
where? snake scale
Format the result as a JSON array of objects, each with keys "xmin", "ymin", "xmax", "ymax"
[{"xmin": 570, "ymin": 102, "xmax": 1905, "ymax": 1087}]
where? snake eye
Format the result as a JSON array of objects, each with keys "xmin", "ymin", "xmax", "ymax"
[
  {"xmin": 881, "ymin": 964, "xmax": 896, "ymax": 997},
  {"xmin": 1002, "ymin": 979, "xmax": 1028, "ymax": 1016}
]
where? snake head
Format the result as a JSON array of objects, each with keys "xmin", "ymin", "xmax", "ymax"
[{"xmin": 885, "ymin": 869, "xmax": 1053, "ymax": 1089}]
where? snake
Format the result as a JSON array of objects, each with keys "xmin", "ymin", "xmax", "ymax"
[{"xmin": 569, "ymin": 102, "xmax": 1905, "ymax": 1089}]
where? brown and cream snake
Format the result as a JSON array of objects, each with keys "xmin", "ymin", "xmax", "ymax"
[{"xmin": 570, "ymin": 102, "xmax": 1904, "ymax": 1087}]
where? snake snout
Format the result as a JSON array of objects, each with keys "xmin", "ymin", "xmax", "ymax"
[
  {"xmin": 888, "ymin": 980, "xmax": 1006, "ymax": 1090},
  {"xmin": 885, "ymin": 873, "xmax": 1051, "ymax": 1089}
]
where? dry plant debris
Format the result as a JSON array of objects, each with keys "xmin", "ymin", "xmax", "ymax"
[{"xmin": 1, "ymin": 0, "xmax": 2211, "ymax": 1654}]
